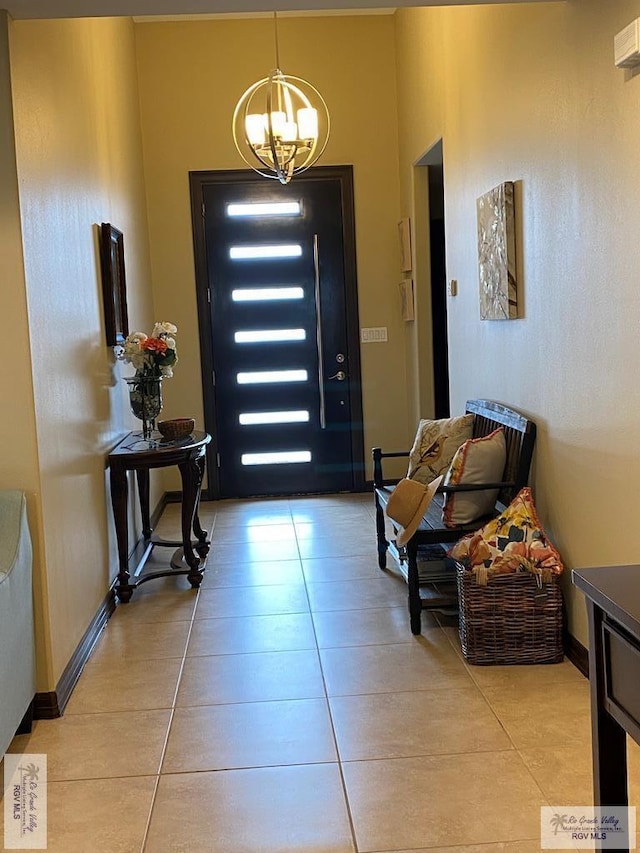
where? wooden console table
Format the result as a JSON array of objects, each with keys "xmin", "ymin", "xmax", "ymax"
[
  {"xmin": 108, "ymin": 430, "xmax": 211, "ymax": 602},
  {"xmin": 573, "ymin": 564, "xmax": 640, "ymax": 846}
]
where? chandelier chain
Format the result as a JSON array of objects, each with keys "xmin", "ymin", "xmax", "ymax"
[
  {"xmin": 273, "ymin": 11, "xmax": 281, "ymax": 70},
  {"xmin": 232, "ymin": 10, "xmax": 330, "ymax": 184}
]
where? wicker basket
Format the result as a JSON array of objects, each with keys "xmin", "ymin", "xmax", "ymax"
[
  {"xmin": 157, "ymin": 417, "xmax": 195, "ymax": 442},
  {"xmin": 456, "ymin": 562, "xmax": 564, "ymax": 665}
]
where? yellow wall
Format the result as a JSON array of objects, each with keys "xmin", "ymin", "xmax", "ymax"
[
  {"xmin": 0, "ymin": 11, "xmax": 50, "ymax": 689},
  {"xmin": 134, "ymin": 14, "xmax": 408, "ymax": 481},
  {"xmin": 9, "ymin": 15, "xmax": 156, "ymax": 687},
  {"xmin": 395, "ymin": 0, "xmax": 640, "ymax": 644}
]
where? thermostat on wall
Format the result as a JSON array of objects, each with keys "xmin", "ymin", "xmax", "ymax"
[{"xmin": 615, "ymin": 18, "xmax": 640, "ymax": 68}]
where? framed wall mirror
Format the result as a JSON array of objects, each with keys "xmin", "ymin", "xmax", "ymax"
[{"xmin": 99, "ymin": 222, "xmax": 129, "ymax": 346}]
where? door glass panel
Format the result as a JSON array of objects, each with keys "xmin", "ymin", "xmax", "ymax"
[
  {"xmin": 229, "ymin": 245, "xmax": 302, "ymax": 260},
  {"xmin": 232, "ymin": 287, "xmax": 304, "ymax": 302},
  {"xmin": 239, "ymin": 410, "xmax": 310, "ymax": 425},
  {"xmin": 234, "ymin": 329, "xmax": 306, "ymax": 344},
  {"xmin": 227, "ymin": 201, "xmax": 301, "ymax": 217},
  {"xmin": 241, "ymin": 451, "xmax": 312, "ymax": 466},
  {"xmin": 236, "ymin": 369, "xmax": 308, "ymax": 384}
]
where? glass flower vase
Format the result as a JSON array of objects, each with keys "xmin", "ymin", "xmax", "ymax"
[{"xmin": 125, "ymin": 374, "xmax": 163, "ymax": 442}]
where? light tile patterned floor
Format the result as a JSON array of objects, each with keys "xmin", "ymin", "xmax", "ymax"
[{"xmin": 2, "ymin": 493, "xmax": 632, "ymax": 852}]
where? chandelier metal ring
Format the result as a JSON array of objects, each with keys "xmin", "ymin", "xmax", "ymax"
[{"xmin": 232, "ymin": 67, "xmax": 330, "ymax": 185}]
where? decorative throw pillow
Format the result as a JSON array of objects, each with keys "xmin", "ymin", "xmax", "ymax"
[
  {"xmin": 448, "ymin": 487, "xmax": 564, "ymax": 585},
  {"xmin": 407, "ymin": 414, "xmax": 474, "ymax": 485},
  {"xmin": 442, "ymin": 428, "xmax": 507, "ymax": 528}
]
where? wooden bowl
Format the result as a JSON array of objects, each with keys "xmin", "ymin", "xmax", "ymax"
[{"xmin": 157, "ymin": 417, "xmax": 195, "ymax": 442}]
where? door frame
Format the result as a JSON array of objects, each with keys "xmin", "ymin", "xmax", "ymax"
[
  {"xmin": 189, "ymin": 165, "xmax": 365, "ymax": 500},
  {"xmin": 414, "ymin": 140, "xmax": 450, "ymax": 420}
]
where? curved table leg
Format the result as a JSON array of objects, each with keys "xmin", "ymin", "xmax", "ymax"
[
  {"xmin": 192, "ymin": 453, "xmax": 210, "ymax": 560},
  {"xmin": 136, "ymin": 468, "xmax": 152, "ymax": 540},
  {"xmin": 110, "ymin": 461, "xmax": 134, "ymax": 602},
  {"xmin": 178, "ymin": 450, "xmax": 207, "ymax": 588}
]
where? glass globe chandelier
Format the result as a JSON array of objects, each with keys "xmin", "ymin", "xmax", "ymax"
[{"xmin": 232, "ymin": 12, "xmax": 330, "ymax": 185}]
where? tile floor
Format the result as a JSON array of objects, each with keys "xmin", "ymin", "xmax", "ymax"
[{"xmin": 2, "ymin": 492, "xmax": 638, "ymax": 852}]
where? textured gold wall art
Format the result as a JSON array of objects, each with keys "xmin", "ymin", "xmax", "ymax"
[{"xmin": 476, "ymin": 181, "xmax": 517, "ymax": 320}]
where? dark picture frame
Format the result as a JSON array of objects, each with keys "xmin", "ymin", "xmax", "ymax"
[{"xmin": 99, "ymin": 223, "xmax": 129, "ymax": 346}]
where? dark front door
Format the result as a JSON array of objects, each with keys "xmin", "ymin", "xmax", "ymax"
[{"xmin": 190, "ymin": 167, "xmax": 364, "ymax": 498}]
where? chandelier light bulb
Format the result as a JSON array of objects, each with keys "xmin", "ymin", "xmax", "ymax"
[
  {"xmin": 297, "ymin": 107, "xmax": 318, "ymax": 140},
  {"xmin": 245, "ymin": 114, "xmax": 266, "ymax": 146},
  {"xmin": 281, "ymin": 120, "xmax": 298, "ymax": 142},
  {"xmin": 268, "ymin": 110, "xmax": 287, "ymax": 138}
]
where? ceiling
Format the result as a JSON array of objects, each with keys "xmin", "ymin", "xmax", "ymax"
[{"xmin": 5, "ymin": 0, "xmax": 555, "ymax": 21}]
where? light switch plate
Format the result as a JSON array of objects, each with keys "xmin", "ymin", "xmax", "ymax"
[{"xmin": 361, "ymin": 327, "xmax": 388, "ymax": 343}]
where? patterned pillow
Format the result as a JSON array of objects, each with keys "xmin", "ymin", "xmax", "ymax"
[
  {"xmin": 442, "ymin": 428, "xmax": 506, "ymax": 528},
  {"xmin": 407, "ymin": 414, "xmax": 474, "ymax": 485},
  {"xmin": 448, "ymin": 487, "xmax": 564, "ymax": 585}
]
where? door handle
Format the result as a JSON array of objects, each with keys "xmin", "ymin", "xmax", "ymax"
[{"xmin": 328, "ymin": 370, "xmax": 346, "ymax": 381}]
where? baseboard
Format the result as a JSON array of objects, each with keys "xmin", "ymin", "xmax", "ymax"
[
  {"xmin": 34, "ymin": 492, "xmax": 168, "ymax": 719},
  {"xmin": 33, "ymin": 690, "xmax": 61, "ymax": 720},
  {"xmin": 565, "ymin": 631, "xmax": 589, "ymax": 678},
  {"xmin": 34, "ymin": 586, "xmax": 116, "ymax": 719}
]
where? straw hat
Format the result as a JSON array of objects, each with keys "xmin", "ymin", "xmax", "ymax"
[{"xmin": 386, "ymin": 476, "xmax": 443, "ymax": 547}]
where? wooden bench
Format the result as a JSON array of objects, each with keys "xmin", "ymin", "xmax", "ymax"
[{"xmin": 373, "ymin": 400, "xmax": 536, "ymax": 634}]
